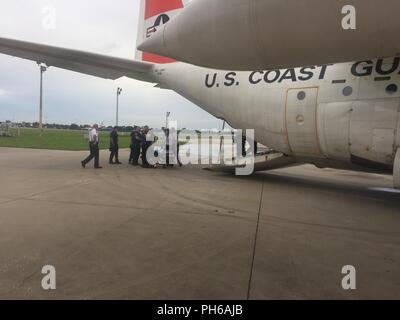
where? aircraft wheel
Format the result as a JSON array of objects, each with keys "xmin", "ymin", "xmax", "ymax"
[{"xmin": 394, "ymin": 148, "xmax": 400, "ymax": 189}]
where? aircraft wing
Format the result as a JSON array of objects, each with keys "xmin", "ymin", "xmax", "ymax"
[{"xmin": 0, "ymin": 37, "xmax": 155, "ymax": 82}]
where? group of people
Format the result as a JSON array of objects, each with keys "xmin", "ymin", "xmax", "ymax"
[
  {"xmin": 81, "ymin": 124, "xmax": 181, "ymax": 169},
  {"xmin": 128, "ymin": 125, "xmax": 154, "ymax": 168}
]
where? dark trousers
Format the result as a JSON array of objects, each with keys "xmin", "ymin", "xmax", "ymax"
[
  {"xmin": 132, "ymin": 144, "xmax": 141, "ymax": 165},
  {"xmin": 129, "ymin": 146, "xmax": 134, "ymax": 163},
  {"xmin": 83, "ymin": 143, "xmax": 100, "ymax": 168},
  {"xmin": 109, "ymin": 145, "xmax": 119, "ymax": 163},
  {"xmin": 142, "ymin": 143, "xmax": 151, "ymax": 167},
  {"xmin": 129, "ymin": 144, "xmax": 141, "ymax": 164}
]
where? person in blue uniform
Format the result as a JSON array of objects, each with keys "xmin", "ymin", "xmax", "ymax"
[{"xmin": 109, "ymin": 126, "xmax": 121, "ymax": 165}]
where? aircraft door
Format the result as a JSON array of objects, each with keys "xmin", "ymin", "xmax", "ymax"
[{"xmin": 285, "ymin": 87, "xmax": 321, "ymax": 156}]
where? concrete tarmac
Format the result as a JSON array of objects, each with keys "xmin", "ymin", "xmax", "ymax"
[{"xmin": 0, "ymin": 147, "xmax": 399, "ymax": 299}]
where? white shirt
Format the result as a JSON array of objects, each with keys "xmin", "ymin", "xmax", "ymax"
[{"xmin": 89, "ymin": 128, "xmax": 98, "ymax": 143}]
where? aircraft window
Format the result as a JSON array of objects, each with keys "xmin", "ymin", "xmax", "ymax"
[
  {"xmin": 297, "ymin": 91, "xmax": 306, "ymax": 100},
  {"xmin": 343, "ymin": 86, "xmax": 353, "ymax": 96},
  {"xmin": 386, "ymin": 84, "xmax": 398, "ymax": 94}
]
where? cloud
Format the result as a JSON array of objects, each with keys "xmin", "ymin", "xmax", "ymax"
[{"xmin": 0, "ymin": 0, "xmax": 222, "ymax": 129}]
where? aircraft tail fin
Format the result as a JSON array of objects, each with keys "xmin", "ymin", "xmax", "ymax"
[{"xmin": 135, "ymin": 0, "xmax": 185, "ymax": 63}]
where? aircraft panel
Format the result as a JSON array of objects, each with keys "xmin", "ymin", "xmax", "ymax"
[{"xmin": 285, "ymin": 88, "xmax": 321, "ymax": 156}]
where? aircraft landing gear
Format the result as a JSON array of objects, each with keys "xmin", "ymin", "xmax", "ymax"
[{"xmin": 394, "ymin": 148, "xmax": 400, "ymax": 189}]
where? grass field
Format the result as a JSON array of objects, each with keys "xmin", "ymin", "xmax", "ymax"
[{"xmin": 0, "ymin": 128, "xmax": 132, "ymax": 151}]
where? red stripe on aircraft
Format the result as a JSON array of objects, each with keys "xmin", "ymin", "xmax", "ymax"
[
  {"xmin": 145, "ymin": 0, "xmax": 184, "ymax": 19},
  {"xmin": 143, "ymin": 52, "xmax": 177, "ymax": 64}
]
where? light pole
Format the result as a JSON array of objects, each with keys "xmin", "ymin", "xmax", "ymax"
[
  {"xmin": 166, "ymin": 111, "xmax": 171, "ymax": 129},
  {"xmin": 38, "ymin": 63, "xmax": 47, "ymax": 134},
  {"xmin": 116, "ymin": 87, "xmax": 122, "ymax": 127}
]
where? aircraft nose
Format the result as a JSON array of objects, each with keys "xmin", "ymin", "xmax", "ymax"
[{"xmin": 137, "ymin": 27, "xmax": 168, "ymax": 57}]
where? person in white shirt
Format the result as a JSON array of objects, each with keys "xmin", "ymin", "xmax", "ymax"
[{"xmin": 81, "ymin": 124, "xmax": 102, "ymax": 169}]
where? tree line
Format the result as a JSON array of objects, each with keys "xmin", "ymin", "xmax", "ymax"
[{"xmin": 0, "ymin": 121, "xmax": 135, "ymax": 132}]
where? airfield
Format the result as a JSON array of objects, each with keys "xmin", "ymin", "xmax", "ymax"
[{"xmin": 0, "ymin": 147, "xmax": 400, "ymax": 299}]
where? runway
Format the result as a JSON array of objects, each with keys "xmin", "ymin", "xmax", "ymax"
[{"xmin": 0, "ymin": 147, "xmax": 399, "ymax": 299}]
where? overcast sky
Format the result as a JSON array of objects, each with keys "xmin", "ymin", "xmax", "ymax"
[{"xmin": 0, "ymin": 0, "xmax": 222, "ymax": 129}]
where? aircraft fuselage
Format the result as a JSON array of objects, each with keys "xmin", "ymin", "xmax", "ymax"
[{"xmin": 152, "ymin": 57, "xmax": 400, "ymax": 173}]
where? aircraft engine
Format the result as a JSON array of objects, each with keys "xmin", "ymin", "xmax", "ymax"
[{"xmin": 138, "ymin": 0, "xmax": 400, "ymax": 71}]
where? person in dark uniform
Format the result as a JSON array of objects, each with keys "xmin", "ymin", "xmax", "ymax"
[
  {"xmin": 141, "ymin": 126, "xmax": 154, "ymax": 168},
  {"xmin": 109, "ymin": 126, "xmax": 121, "ymax": 164},
  {"xmin": 81, "ymin": 124, "xmax": 102, "ymax": 169},
  {"xmin": 130, "ymin": 126, "xmax": 142, "ymax": 166}
]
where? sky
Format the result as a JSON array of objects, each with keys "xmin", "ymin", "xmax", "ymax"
[{"xmin": 0, "ymin": 0, "xmax": 223, "ymax": 129}]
